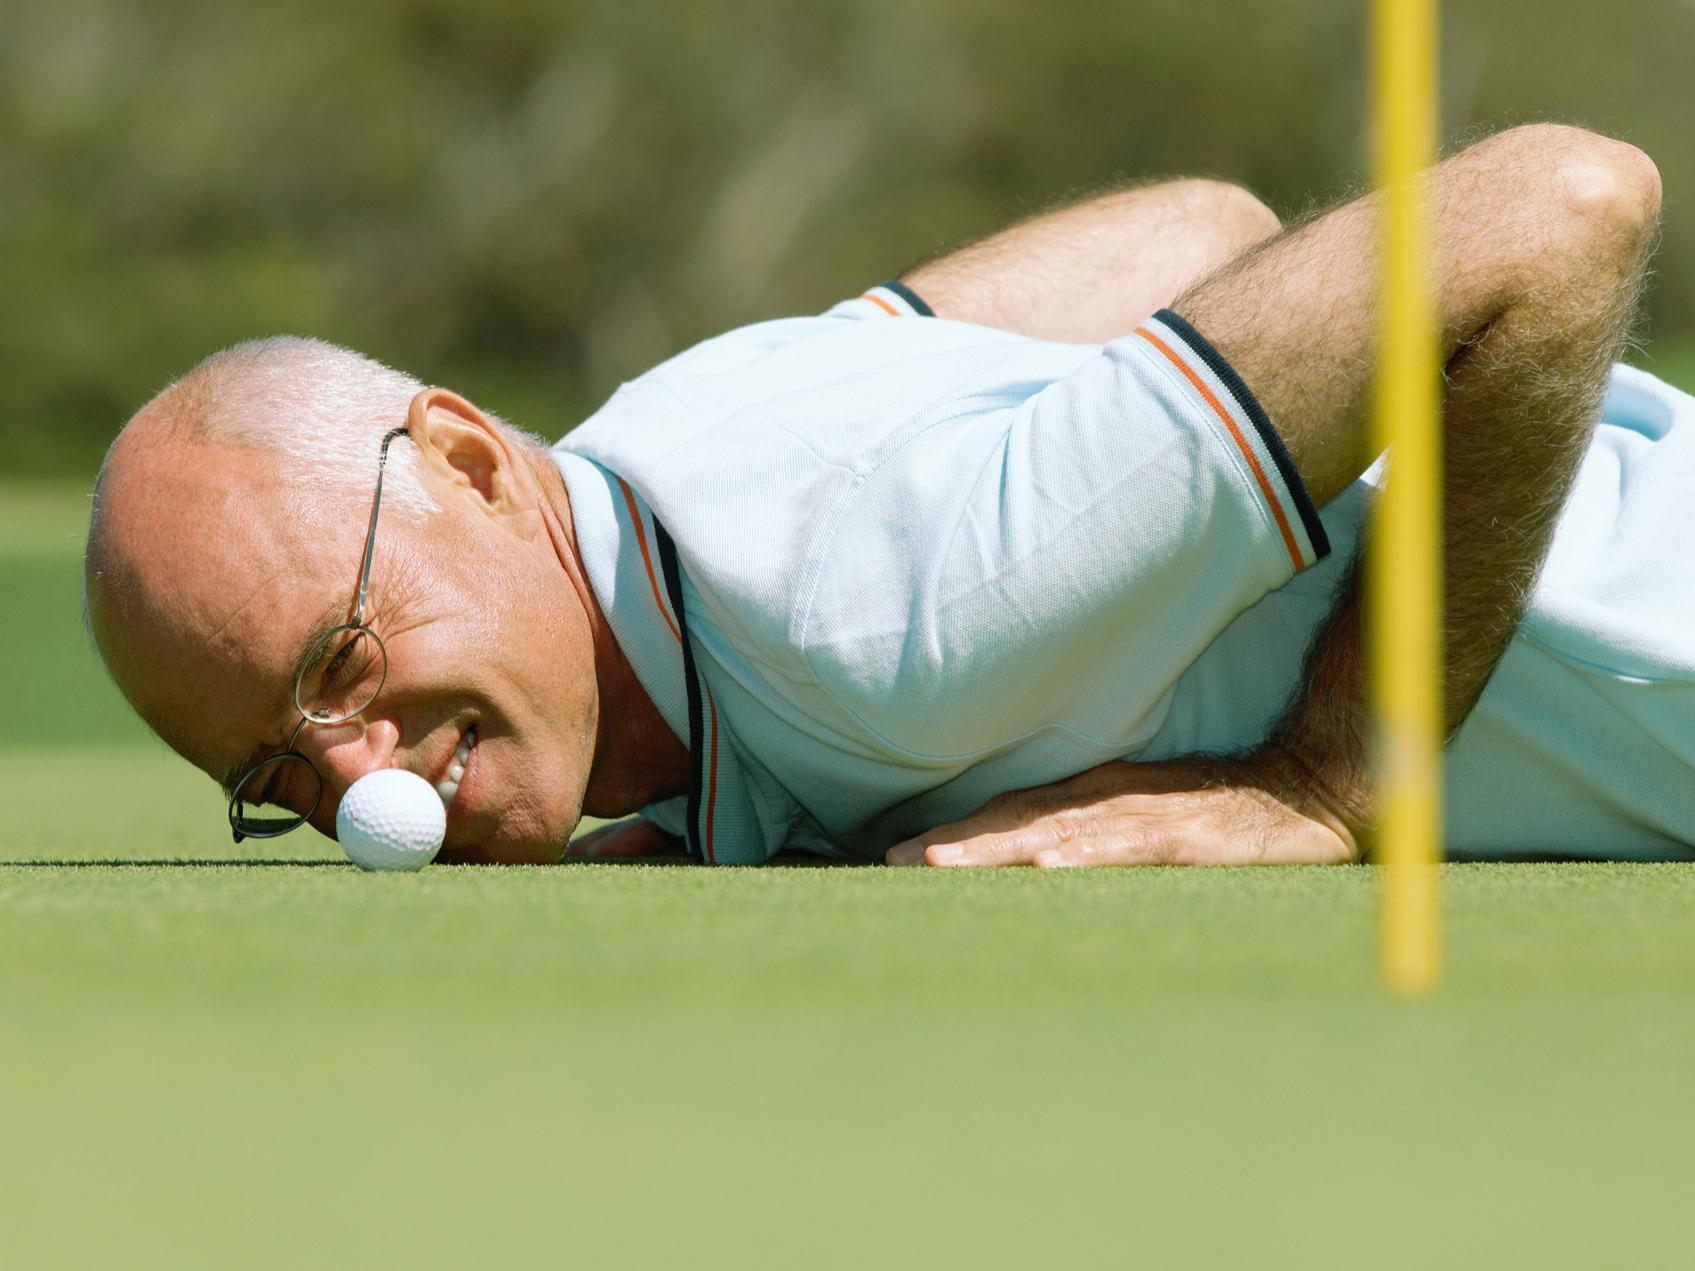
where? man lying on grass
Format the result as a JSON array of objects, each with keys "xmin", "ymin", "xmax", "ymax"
[{"xmin": 84, "ymin": 123, "xmax": 1691, "ymax": 867}]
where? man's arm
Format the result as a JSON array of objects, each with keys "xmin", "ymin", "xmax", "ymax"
[
  {"xmin": 889, "ymin": 124, "xmax": 1660, "ymax": 867},
  {"xmin": 564, "ymin": 817, "xmax": 681, "ymax": 860},
  {"xmin": 563, "ymin": 177, "xmax": 1287, "ymax": 866},
  {"xmin": 901, "ymin": 178, "xmax": 1280, "ymax": 343}
]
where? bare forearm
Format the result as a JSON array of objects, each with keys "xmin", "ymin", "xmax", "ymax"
[
  {"xmin": 901, "ymin": 178, "xmax": 1280, "ymax": 343},
  {"xmin": 1265, "ymin": 556, "xmax": 1374, "ymax": 841},
  {"xmin": 896, "ymin": 127, "xmax": 1662, "ymax": 870},
  {"xmin": 1194, "ymin": 130, "xmax": 1660, "ymax": 853},
  {"xmin": 1271, "ymin": 289, "xmax": 1644, "ymax": 848}
]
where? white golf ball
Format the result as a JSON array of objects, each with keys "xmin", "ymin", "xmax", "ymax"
[{"xmin": 337, "ymin": 769, "xmax": 446, "ymax": 872}]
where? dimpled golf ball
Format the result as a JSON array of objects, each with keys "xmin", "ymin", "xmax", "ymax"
[{"xmin": 337, "ymin": 769, "xmax": 446, "ymax": 872}]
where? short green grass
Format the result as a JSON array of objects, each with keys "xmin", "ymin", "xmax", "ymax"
[{"xmin": 7, "ymin": 427, "xmax": 1695, "ymax": 1270}]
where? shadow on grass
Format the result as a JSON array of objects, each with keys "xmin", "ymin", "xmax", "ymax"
[
  {"xmin": 3, "ymin": 856, "xmax": 713, "ymax": 869},
  {"xmin": 559, "ymin": 852, "xmax": 872, "ymax": 868},
  {"xmin": 0, "ymin": 858, "xmax": 346, "ymax": 868},
  {"xmin": 2, "ymin": 852, "xmax": 877, "ymax": 869}
]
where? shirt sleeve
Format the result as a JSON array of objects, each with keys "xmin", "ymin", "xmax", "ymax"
[
  {"xmin": 822, "ymin": 280, "xmax": 936, "ymax": 322},
  {"xmin": 797, "ymin": 308, "xmax": 1331, "ymax": 762}
]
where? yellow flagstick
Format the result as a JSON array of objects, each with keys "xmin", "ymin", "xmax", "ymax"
[{"xmin": 1372, "ymin": 0, "xmax": 1442, "ymax": 995}]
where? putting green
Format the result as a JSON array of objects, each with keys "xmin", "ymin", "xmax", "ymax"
[
  {"xmin": 8, "ymin": 478, "xmax": 1695, "ymax": 1269},
  {"xmin": 5, "ymin": 858, "xmax": 1695, "ymax": 1268}
]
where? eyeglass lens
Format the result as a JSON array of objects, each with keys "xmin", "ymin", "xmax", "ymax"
[
  {"xmin": 295, "ymin": 625, "xmax": 388, "ymax": 724},
  {"xmin": 230, "ymin": 752, "xmax": 323, "ymax": 838}
]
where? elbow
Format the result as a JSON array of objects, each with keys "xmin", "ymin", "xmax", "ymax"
[{"xmin": 1164, "ymin": 177, "xmax": 1283, "ymax": 244}]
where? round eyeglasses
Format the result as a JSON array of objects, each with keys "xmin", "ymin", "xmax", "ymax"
[
  {"xmin": 226, "ymin": 626, "xmax": 391, "ymax": 839},
  {"xmin": 225, "ymin": 427, "xmax": 407, "ymax": 842}
]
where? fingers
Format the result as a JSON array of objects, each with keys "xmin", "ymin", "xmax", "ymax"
[
  {"xmin": 564, "ymin": 821, "xmax": 623, "ymax": 857},
  {"xmin": 886, "ymin": 788, "xmax": 1065, "ymax": 867},
  {"xmin": 884, "ymin": 789, "xmax": 1356, "ymax": 868},
  {"xmin": 882, "ymin": 754, "xmax": 1362, "ymax": 869},
  {"xmin": 1024, "ymin": 819, "xmax": 1354, "ymax": 868},
  {"xmin": 1032, "ymin": 840, "xmax": 1147, "ymax": 869},
  {"xmin": 566, "ymin": 818, "xmax": 682, "ymax": 860},
  {"xmin": 886, "ymin": 825, "xmax": 1062, "ymax": 868},
  {"xmin": 887, "ymin": 828, "xmax": 1155, "ymax": 868},
  {"xmin": 885, "ymin": 839, "xmax": 928, "ymax": 866}
]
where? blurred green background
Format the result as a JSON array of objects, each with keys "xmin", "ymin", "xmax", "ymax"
[
  {"xmin": 7, "ymin": 6, "xmax": 1695, "ymax": 1267},
  {"xmin": 3, "ymin": 0, "xmax": 1693, "ymax": 478}
]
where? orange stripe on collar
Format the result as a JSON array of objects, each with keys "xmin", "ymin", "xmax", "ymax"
[{"xmin": 615, "ymin": 476, "xmax": 682, "ymax": 643}]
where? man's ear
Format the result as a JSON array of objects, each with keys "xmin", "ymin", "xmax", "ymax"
[{"xmin": 406, "ymin": 388, "xmax": 536, "ymax": 527}]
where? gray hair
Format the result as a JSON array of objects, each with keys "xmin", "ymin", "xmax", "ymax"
[
  {"xmin": 151, "ymin": 335, "xmax": 444, "ymax": 518},
  {"xmin": 83, "ymin": 336, "xmax": 542, "ymax": 642}
]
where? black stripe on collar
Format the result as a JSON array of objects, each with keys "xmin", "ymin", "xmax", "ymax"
[{"xmin": 651, "ymin": 520, "xmax": 705, "ymax": 863}]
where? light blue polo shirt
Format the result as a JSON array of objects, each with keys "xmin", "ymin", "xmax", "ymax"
[
  {"xmin": 556, "ymin": 284, "xmax": 1695, "ymax": 862},
  {"xmin": 1147, "ymin": 361, "xmax": 1695, "ymax": 861}
]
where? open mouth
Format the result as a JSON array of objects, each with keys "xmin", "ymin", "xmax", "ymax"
[{"xmin": 435, "ymin": 723, "xmax": 477, "ymax": 810}]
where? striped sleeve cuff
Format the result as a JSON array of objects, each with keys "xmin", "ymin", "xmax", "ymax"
[
  {"xmin": 825, "ymin": 279, "xmax": 937, "ymax": 321},
  {"xmin": 1136, "ymin": 309, "xmax": 1330, "ymax": 571}
]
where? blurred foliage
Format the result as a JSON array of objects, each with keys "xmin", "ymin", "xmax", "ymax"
[{"xmin": 2, "ymin": 0, "xmax": 1692, "ymax": 475}]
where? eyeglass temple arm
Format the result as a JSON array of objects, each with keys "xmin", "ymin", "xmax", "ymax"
[{"xmin": 353, "ymin": 427, "xmax": 411, "ymax": 622}]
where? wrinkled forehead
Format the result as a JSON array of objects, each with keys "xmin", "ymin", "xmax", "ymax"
[{"xmin": 88, "ymin": 439, "xmax": 364, "ymax": 768}]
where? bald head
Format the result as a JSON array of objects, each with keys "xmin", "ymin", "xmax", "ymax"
[
  {"xmin": 79, "ymin": 337, "xmax": 609, "ymax": 861},
  {"xmin": 99, "ymin": 336, "xmax": 440, "ymax": 523},
  {"xmin": 84, "ymin": 338, "xmax": 444, "ymax": 757}
]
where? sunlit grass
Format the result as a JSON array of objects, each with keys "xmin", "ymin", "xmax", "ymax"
[{"xmin": 8, "ymin": 409, "xmax": 1695, "ymax": 1268}]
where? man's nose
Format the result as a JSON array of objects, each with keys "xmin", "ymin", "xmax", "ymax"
[{"xmin": 304, "ymin": 717, "xmax": 402, "ymax": 838}]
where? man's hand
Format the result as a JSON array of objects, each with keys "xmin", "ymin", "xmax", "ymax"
[
  {"xmin": 884, "ymin": 748, "xmax": 1359, "ymax": 868},
  {"xmin": 566, "ymin": 817, "xmax": 683, "ymax": 860}
]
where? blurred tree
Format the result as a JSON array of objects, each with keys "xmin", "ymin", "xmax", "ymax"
[{"xmin": 1, "ymin": 0, "xmax": 1690, "ymax": 475}]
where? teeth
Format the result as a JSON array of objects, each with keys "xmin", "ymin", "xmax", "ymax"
[{"xmin": 437, "ymin": 726, "xmax": 477, "ymax": 810}]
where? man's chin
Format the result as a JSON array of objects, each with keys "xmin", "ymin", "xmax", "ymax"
[
  {"xmin": 441, "ymin": 803, "xmax": 575, "ymax": 865},
  {"xmin": 437, "ymin": 832, "xmax": 567, "ymax": 866},
  {"xmin": 445, "ymin": 778, "xmax": 581, "ymax": 864}
]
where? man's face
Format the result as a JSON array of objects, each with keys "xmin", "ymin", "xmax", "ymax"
[{"xmin": 89, "ymin": 400, "xmax": 598, "ymax": 861}]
